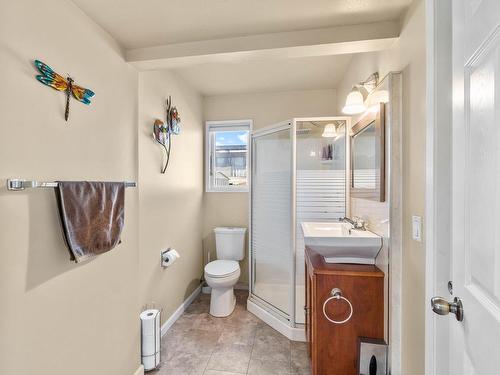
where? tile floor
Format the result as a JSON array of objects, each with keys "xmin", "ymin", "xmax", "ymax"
[{"xmin": 150, "ymin": 290, "xmax": 311, "ymax": 375}]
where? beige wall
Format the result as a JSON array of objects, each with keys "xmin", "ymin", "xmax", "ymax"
[
  {"xmin": 0, "ymin": 2, "xmax": 206, "ymax": 374},
  {"xmin": 336, "ymin": 1, "xmax": 426, "ymax": 374},
  {"xmin": 203, "ymin": 89, "xmax": 337, "ymax": 283},
  {"xmin": 0, "ymin": 1, "xmax": 140, "ymax": 374},
  {"xmin": 138, "ymin": 70, "xmax": 204, "ymax": 324},
  {"xmin": 0, "ymin": 1, "xmax": 425, "ymax": 374}
]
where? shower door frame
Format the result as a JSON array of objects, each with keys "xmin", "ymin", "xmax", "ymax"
[
  {"xmin": 248, "ymin": 120, "xmax": 296, "ymax": 325},
  {"xmin": 248, "ymin": 116, "xmax": 350, "ymax": 335},
  {"xmin": 292, "ymin": 116, "xmax": 351, "ymax": 328}
]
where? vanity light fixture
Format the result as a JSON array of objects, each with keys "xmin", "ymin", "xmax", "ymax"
[
  {"xmin": 322, "ymin": 123, "xmax": 338, "ymax": 138},
  {"xmin": 342, "ymin": 89, "xmax": 366, "ymax": 115},
  {"xmin": 368, "ymin": 89, "xmax": 389, "ymax": 105},
  {"xmin": 342, "ymin": 72, "xmax": 379, "ymax": 115}
]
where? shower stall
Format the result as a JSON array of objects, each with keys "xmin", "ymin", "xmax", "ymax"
[{"xmin": 247, "ymin": 117, "xmax": 349, "ymax": 340}]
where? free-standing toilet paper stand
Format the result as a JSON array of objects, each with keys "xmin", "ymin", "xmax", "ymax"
[{"xmin": 141, "ymin": 308, "xmax": 162, "ymax": 372}]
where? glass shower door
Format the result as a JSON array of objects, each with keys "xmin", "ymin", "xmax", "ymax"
[
  {"xmin": 295, "ymin": 119, "xmax": 347, "ymax": 324},
  {"xmin": 251, "ymin": 124, "xmax": 292, "ymax": 317}
]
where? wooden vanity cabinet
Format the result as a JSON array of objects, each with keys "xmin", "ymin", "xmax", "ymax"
[{"xmin": 305, "ymin": 247, "xmax": 384, "ymax": 375}]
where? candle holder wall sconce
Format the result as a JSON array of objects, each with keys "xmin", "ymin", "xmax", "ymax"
[{"xmin": 152, "ymin": 96, "xmax": 181, "ymax": 174}]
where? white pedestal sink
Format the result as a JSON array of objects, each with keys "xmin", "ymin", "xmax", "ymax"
[{"xmin": 301, "ymin": 222, "xmax": 382, "ymax": 264}]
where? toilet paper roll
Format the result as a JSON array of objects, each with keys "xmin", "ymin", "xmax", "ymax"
[
  {"xmin": 140, "ymin": 309, "xmax": 160, "ymax": 337},
  {"xmin": 162, "ymin": 249, "xmax": 180, "ymax": 267},
  {"xmin": 140, "ymin": 309, "xmax": 161, "ymax": 370},
  {"xmin": 142, "ymin": 332, "xmax": 160, "ymax": 356},
  {"xmin": 142, "ymin": 352, "xmax": 160, "ymax": 371}
]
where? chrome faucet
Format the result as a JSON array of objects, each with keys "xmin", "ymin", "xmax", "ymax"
[{"xmin": 339, "ymin": 216, "xmax": 366, "ymax": 231}]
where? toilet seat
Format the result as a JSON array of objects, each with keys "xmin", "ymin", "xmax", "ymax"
[{"xmin": 205, "ymin": 260, "xmax": 239, "ymax": 278}]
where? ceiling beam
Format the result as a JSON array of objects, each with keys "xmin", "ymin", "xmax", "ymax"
[{"xmin": 126, "ymin": 21, "xmax": 400, "ymax": 70}]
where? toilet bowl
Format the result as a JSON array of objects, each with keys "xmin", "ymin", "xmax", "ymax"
[
  {"xmin": 204, "ymin": 260, "xmax": 241, "ymax": 317},
  {"xmin": 204, "ymin": 227, "xmax": 246, "ymax": 317}
]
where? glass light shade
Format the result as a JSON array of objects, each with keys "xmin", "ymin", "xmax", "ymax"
[
  {"xmin": 367, "ymin": 89, "xmax": 389, "ymax": 105},
  {"xmin": 342, "ymin": 90, "xmax": 366, "ymax": 115},
  {"xmin": 322, "ymin": 123, "xmax": 337, "ymax": 138}
]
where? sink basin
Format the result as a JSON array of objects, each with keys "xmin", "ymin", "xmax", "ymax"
[{"xmin": 301, "ymin": 221, "xmax": 382, "ymax": 264}]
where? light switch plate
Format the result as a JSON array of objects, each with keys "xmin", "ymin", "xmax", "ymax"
[{"xmin": 412, "ymin": 216, "xmax": 422, "ymax": 242}]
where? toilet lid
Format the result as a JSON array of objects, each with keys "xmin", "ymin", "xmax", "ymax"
[{"xmin": 205, "ymin": 260, "xmax": 239, "ymax": 278}]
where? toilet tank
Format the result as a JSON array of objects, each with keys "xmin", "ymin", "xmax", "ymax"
[{"xmin": 214, "ymin": 227, "xmax": 247, "ymax": 261}]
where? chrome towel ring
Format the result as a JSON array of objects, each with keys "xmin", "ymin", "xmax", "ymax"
[{"xmin": 322, "ymin": 288, "xmax": 353, "ymax": 324}]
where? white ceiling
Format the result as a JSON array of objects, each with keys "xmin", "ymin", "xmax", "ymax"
[
  {"xmin": 72, "ymin": 0, "xmax": 411, "ymax": 49},
  {"xmin": 172, "ymin": 54, "xmax": 353, "ymax": 96},
  {"xmin": 72, "ymin": 0, "xmax": 411, "ymax": 96}
]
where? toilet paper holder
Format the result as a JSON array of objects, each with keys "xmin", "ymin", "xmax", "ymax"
[
  {"xmin": 140, "ymin": 307, "xmax": 162, "ymax": 371},
  {"xmin": 161, "ymin": 248, "xmax": 180, "ymax": 268}
]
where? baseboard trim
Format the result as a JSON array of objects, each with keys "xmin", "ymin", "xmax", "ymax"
[
  {"xmin": 133, "ymin": 365, "xmax": 144, "ymax": 375},
  {"xmin": 160, "ymin": 285, "xmax": 202, "ymax": 337},
  {"xmin": 247, "ymin": 298, "xmax": 306, "ymax": 342}
]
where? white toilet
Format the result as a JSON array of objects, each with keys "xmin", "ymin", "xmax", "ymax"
[{"xmin": 204, "ymin": 227, "xmax": 246, "ymax": 317}]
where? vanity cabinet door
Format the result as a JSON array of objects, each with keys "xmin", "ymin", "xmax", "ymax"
[
  {"xmin": 315, "ymin": 273, "xmax": 384, "ymax": 374},
  {"xmin": 305, "ymin": 265, "xmax": 313, "ymax": 358},
  {"xmin": 305, "ymin": 247, "xmax": 384, "ymax": 375},
  {"xmin": 304, "ymin": 264, "xmax": 311, "ymax": 358}
]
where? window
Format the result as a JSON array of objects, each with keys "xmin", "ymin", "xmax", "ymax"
[{"xmin": 206, "ymin": 120, "xmax": 252, "ymax": 192}]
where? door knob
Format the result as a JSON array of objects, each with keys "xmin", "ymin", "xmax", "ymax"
[{"xmin": 431, "ymin": 296, "xmax": 464, "ymax": 321}]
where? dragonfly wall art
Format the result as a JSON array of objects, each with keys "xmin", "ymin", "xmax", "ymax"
[{"xmin": 34, "ymin": 60, "xmax": 95, "ymax": 121}]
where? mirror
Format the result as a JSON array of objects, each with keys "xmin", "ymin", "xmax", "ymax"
[{"xmin": 350, "ymin": 103, "xmax": 385, "ymax": 201}]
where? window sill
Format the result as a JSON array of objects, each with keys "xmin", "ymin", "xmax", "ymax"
[{"xmin": 206, "ymin": 188, "xmax": 249, "ymax": 193}]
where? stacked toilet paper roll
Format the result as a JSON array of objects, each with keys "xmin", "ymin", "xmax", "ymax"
[{"xmin": 140, "ymin": 309, "xmax": 161, "ymax": 371}]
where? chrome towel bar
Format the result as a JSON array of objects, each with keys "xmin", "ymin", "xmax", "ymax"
[{"xmin": 6, "ymin": 179, "xmax": 136, "ymax": 191}]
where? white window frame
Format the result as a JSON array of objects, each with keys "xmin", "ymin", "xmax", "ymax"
[{"xmin": 205, "ymin": 119, "xmax": 252, "ymax": 193}]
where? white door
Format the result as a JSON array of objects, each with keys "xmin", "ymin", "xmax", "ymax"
[{"xmin": 433, "ymin": 0, "xmax": 500, "ymax": 373}]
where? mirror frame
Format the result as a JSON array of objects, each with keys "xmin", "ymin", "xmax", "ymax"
[{"xmin": 350, "ymin": 102, "xmax": 385, "ymax": 202}]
